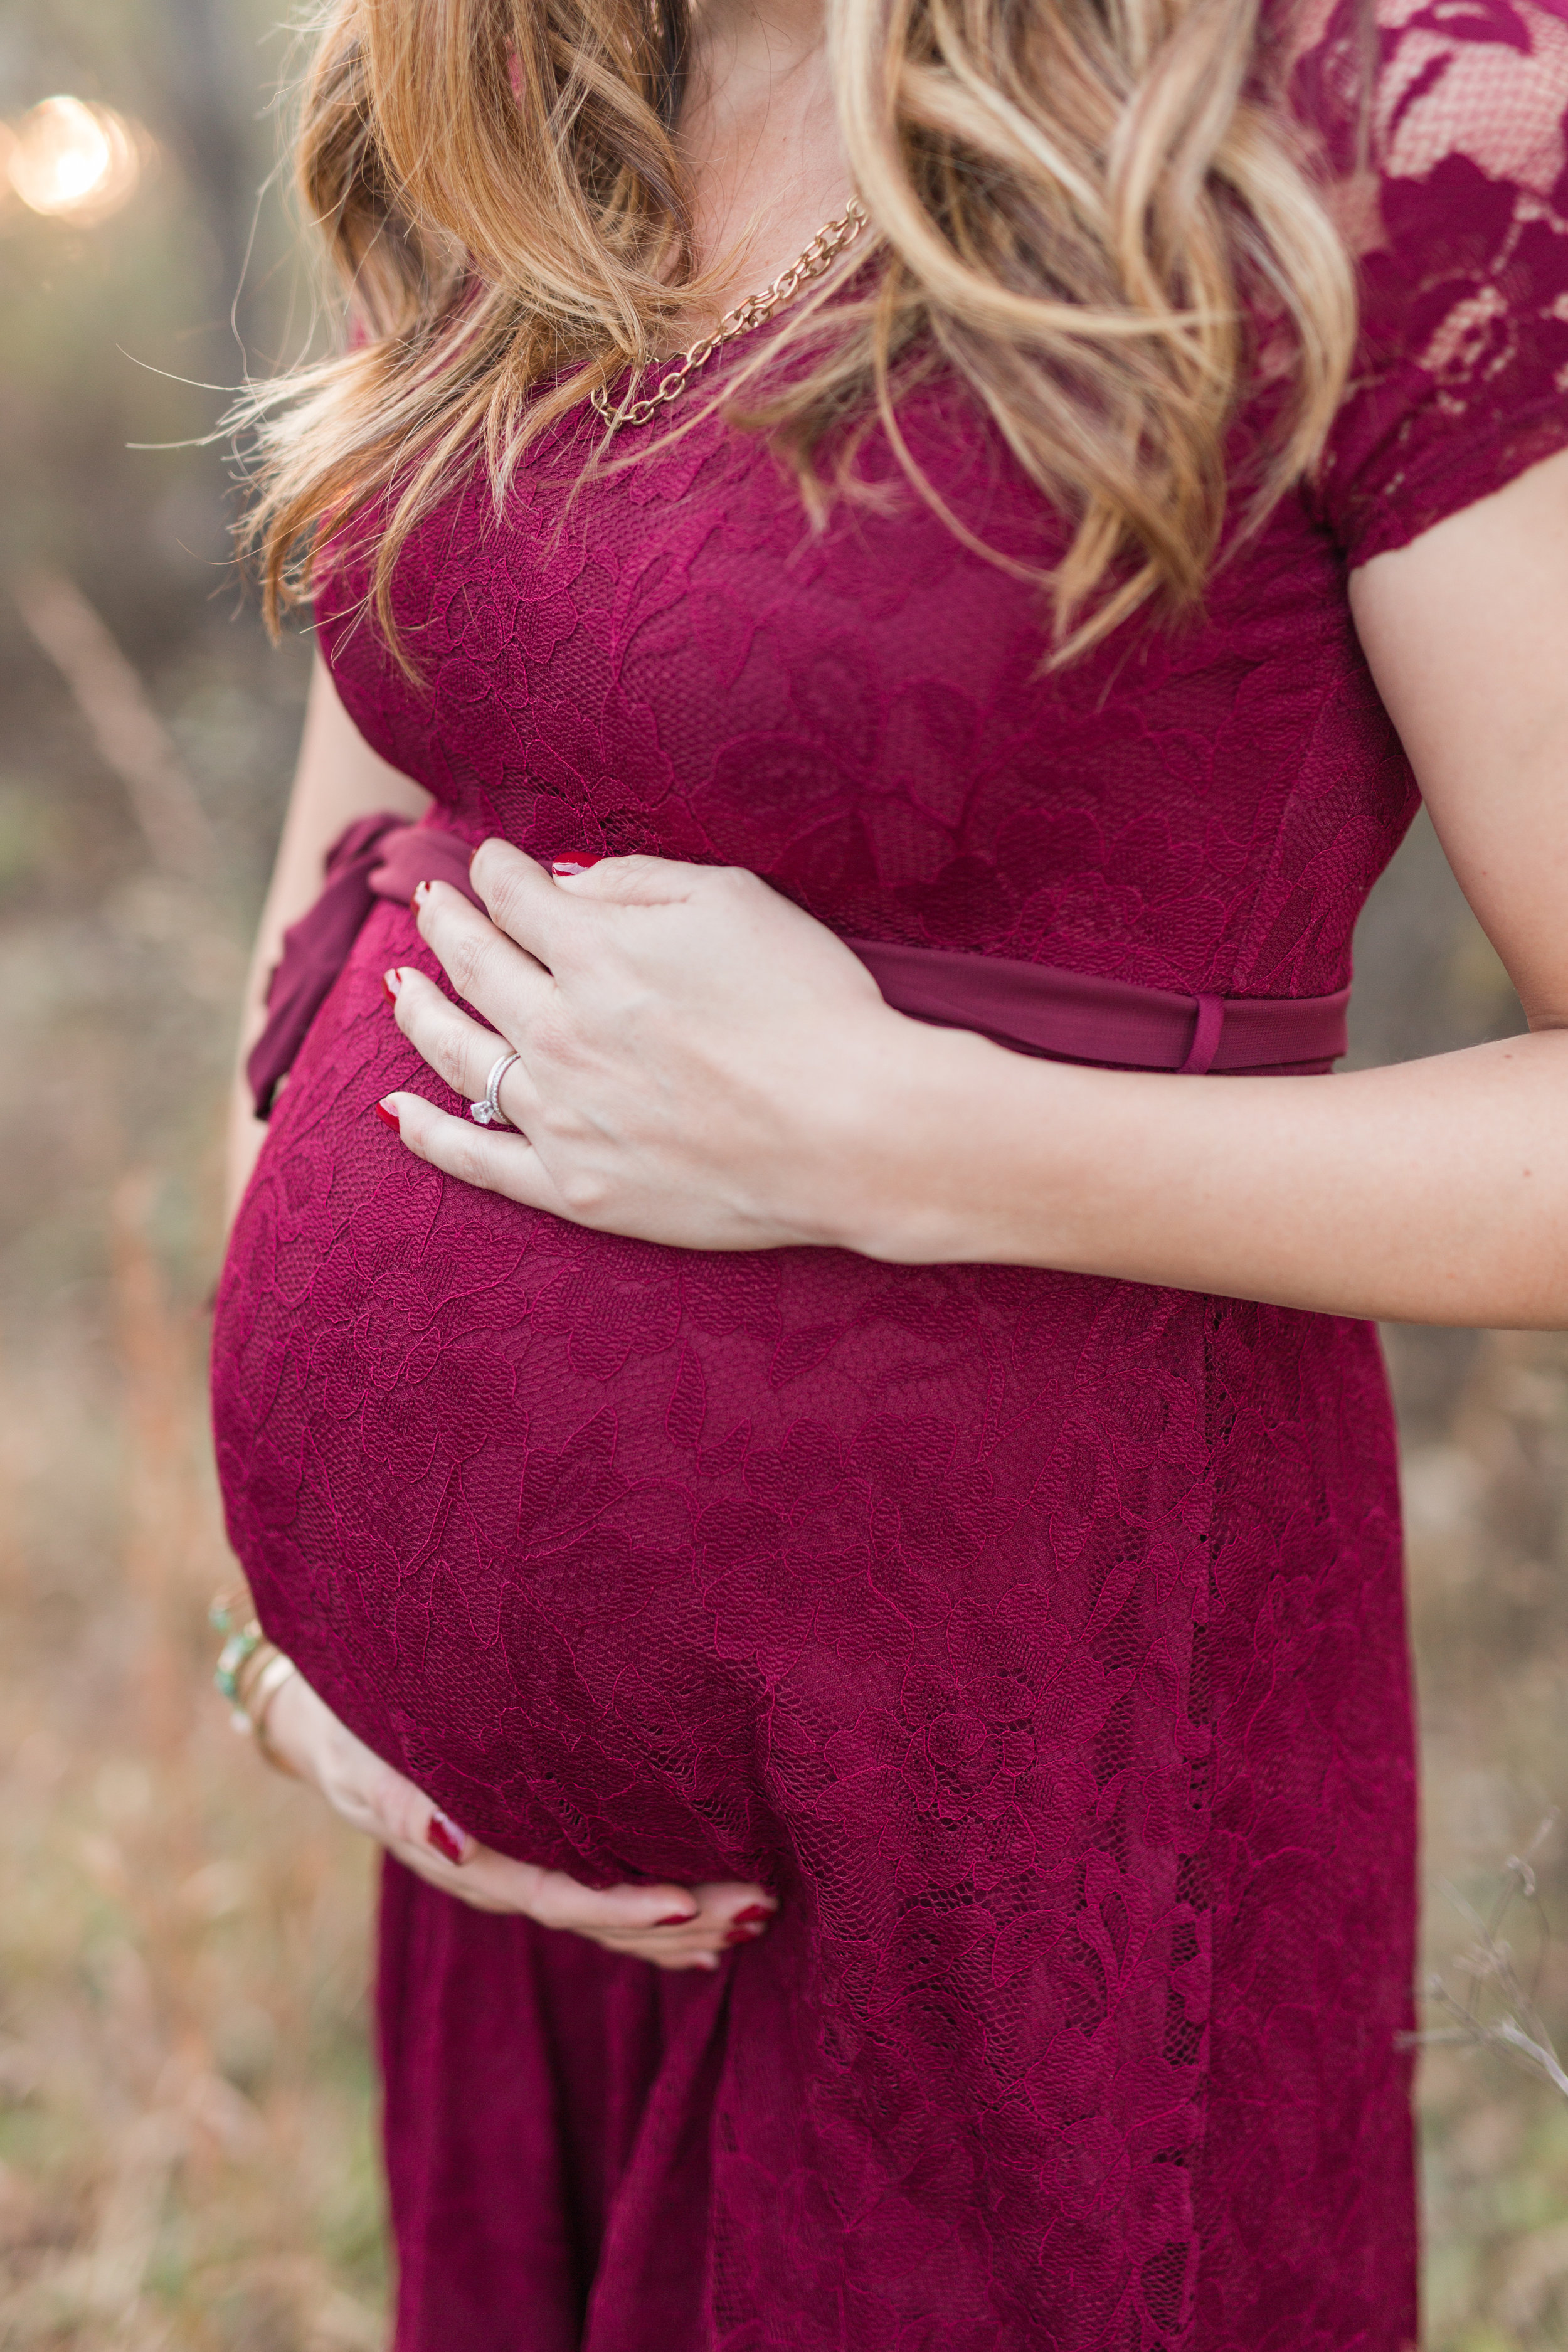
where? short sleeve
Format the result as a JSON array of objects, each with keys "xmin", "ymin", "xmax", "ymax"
[{"xmin": 1291, "ymin": 0, "xmax": 1568, "ymax": 564}]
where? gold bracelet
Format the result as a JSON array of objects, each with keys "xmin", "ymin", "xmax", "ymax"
[{"xmin": 250, "ymin": 1653, "xmax": 301, "ymax": 1777}]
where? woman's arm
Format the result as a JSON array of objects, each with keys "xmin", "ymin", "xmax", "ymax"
[
  {"xmin": 224, "ymin": 654, "xmax": 432, "ymax": 1223},
  {"xmin": 376, "ymin": 438, "xmax": 1568, "ymax": 1327}
]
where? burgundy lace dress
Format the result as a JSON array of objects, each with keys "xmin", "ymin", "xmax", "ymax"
[{"xmin": 211, "ymin": 1, "xmax": 1568, "ymax": 2342}]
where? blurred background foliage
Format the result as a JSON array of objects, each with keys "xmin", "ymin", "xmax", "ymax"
[{"xmin": 0, "ymin": 0, "xmax": 1564, "ymax": 2344}]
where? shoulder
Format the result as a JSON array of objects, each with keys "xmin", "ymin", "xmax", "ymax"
[
  {"xmin": 1284, "ymin": 0, "xmax": 1568, "ymax": 230},
  {"xmin": 1281, "ymin": 0, "xmax": 1568, "ymax": 561},
  {"xmin": 1374, "ymin": 0, "xmax": 1568, "ymax": 188}
]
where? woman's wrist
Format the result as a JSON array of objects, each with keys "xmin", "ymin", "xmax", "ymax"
[
  {"xmin": 212, "ymin": 1598, "xmax": 302, "ymax": 1776},
  {"xmin": 836, "ymin": 1021, "xmax": 1568, "ymax": 1326},
  {"xmin": 818, "ymin": 1016, "xmax": 1076, "ymax": 1267}
]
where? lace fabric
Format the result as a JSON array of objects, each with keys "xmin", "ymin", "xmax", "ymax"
[
  {"xmin": 1305, "ymin": 0, "xmax": 1568, "ymax": 558},
  {"xmin": 212, "ymin": 1, "xmax": 1568, "ymax": 2341}
]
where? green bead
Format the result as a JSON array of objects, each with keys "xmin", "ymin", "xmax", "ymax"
[{"xmin": 213, "ymin": 1625, "xmax": 260, "ymax": 1706}]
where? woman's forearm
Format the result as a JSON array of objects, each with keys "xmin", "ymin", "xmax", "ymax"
[{"xmin": 862, "ymin": 1019, "xmax": 1568, "ymax": 1325}]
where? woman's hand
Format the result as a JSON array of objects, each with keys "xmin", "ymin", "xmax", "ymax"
[
  {"xmin": 264, "ymin": 1670, "xmax": 777, "ymax": 1971},
  {"xmin": 378, "ymin": 845, "xmax": 930, "ymax": 1256}
]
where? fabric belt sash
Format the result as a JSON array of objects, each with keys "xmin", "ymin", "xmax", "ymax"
[{"xmin": 247, "ymin": 813, "xmax": 1350, "ymax": 1120}]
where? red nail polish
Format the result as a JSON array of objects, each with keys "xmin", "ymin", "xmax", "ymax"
[
  {"xmin": 724, "ymin": 1927, "xmax": 755, "ymax": 1948},
  {"xmin": 374, "ymin": 1101, "xmax": 400, "ymax": 1130},
  {"xmin": 381, "ymin": 969, "xmax": 401, "ymax": 1004},
  {"xmin": 551, "ymin": 856, "xmax": 603, "ymax": 876},
  {"xmin": 655, "ymin": 1910, "xmax": 697, "ymax": 1927},
  {"xmin": 426, "ymin": 1811, "xmax": 467, "ymax": 1865},
  {"xmin": 409, "ymin": 881, "xmax": 429, "ymax": 911},
  {"xmin": 731, "ymin": 1903, "xmax": 774, "ymax": 1924}
]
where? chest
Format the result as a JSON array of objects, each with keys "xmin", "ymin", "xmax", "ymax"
[{"xmin": 321, "ymin": 401, "xmax": 1416, "ymax": 992}]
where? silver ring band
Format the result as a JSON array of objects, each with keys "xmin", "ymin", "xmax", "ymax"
[{"xmin": 470, "ymin": 1049, "xmax": 520, "ymax": 1128}]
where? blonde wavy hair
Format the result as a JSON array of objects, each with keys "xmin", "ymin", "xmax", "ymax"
[{"xmin": 238, "ymin": 0, "xmax": 1357, "ymax": 662}]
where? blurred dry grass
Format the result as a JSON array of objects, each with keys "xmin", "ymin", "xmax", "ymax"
[
  {"xmin": 0, "ymin": 1204, "xmax": 383, "ymax": 2348},
  {"xmin": 0, "ymin": 0, "xmax": 401, "ymax": 2321},
  {"xmin": 0, "ymin": 595, "xmax": 385, "ymax": 2348},
  {"xmin": 1401, "ymin": 1325, "xmax": 1568, "ymax": 2350}
]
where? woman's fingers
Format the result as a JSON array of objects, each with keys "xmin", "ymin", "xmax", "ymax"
[
  {"xmin": 383, "ymin": 1838, "xmax": 777, "ymax": 1969},
  {"xmin": 513, "ymin": 1866, "xmax": 704, "ymax": 1936},
  {"xmin": 464, "ymin": 838, "xmax": 642, "ymax": 958},
  {"xmin": 260, "ymin": 1677, "xmax": 778, "ymax": 1971},
  {"xmin": 416, "ymin": 850, "xmax": 723, "ymax": 1025},
  {"xmin": 385, "ymin": 965, "xmax": 536, "ymax": 1128},
  {"xmin": 377, "ymin": 1821, "xmax": 780, "ymax": 1969},
  {"xmin": 537, "ymin": 849, "xmax": 711, "ymax": 909},
  {"xmin": 521, "ymin": 1868, "xmax": 770, "ymax": 1939},
  {"xmin": 509, "ymin": 1872, "xmax": 778, "ymax": 1971},
  {"xmin": 412, "ymin": 873, "xmax": 563, "ymax": 1024},
  {"xmin": 376, "ymin": 1091, "xmax": 572, "ymax": 1216}
]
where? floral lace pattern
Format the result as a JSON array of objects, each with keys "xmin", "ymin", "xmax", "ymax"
[{"xmin": 213, "ymin": 0, "xmax": 1568, "ymax": 2341}]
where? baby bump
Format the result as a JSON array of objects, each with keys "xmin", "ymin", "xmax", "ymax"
[{"xmin": 213, "ymin": 922, "xmax": 1214, "ymax": 1888}]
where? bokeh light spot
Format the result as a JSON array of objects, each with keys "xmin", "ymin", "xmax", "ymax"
[{"xmin": 7, "ymin": 96, "xmax": 142, "ymax": 223}]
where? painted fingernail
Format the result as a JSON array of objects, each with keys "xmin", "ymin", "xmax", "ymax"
[
  {"xmin": 724, "ymin": 1927, "xmax": 755, "ymax": 1948},
  {"xmin": 655, "ymin": 1910, "xmax": 697, "ymax": 1927},
  {"xmin": 381, "ymin": 968, "xmax": 403, "ymax": 1004},
  {"xmin": 426, "ymin": 1810, "xmax": 469, "ymax": 1865},
  {"xmin": 731, "ymin": 1903, "xmax": 774, "ymax": 1924},
  {"xmin": 374, "ymin": 1099, "xmax": 400, "ymax": 1130},
  {"xmin": 409, "ymin": 881, "xmax": 430, "ymax": 911},
  {"xmin": 551, "ymin": 856, "xmax": 603, "ymax": 876}
]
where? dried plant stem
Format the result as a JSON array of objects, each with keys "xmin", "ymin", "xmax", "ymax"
[
  {"xmin": 14, "ymin": 568, "xmax": 218, "ymax": 881},
  {"xmin": 1411, "ymin": 1820, "xmax": 1568, "ymax": 2104}
]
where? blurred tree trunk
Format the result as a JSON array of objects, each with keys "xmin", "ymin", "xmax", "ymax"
[{"xmin": 157, "ymin": 0, "xmax": 258, "ymax": 357}]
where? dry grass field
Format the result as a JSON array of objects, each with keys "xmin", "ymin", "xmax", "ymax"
[{"xmin": 0, "ymin": 609, "xmax": 388, "ymax": 2350}]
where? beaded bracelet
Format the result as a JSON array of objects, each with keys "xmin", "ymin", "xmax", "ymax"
[{"xmin": 211, "ymin": 1597, "xmax": 301, "ymax": 1776}]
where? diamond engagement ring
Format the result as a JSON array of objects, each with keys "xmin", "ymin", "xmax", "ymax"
[{"xmin": 470, "ymin": 1050, "xmax": 520, "ymax": 1128}]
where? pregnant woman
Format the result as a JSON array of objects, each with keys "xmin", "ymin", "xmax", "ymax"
[{"xmin": 213, "ymin": 0, "xmax": 1568, "ymax": 2333}]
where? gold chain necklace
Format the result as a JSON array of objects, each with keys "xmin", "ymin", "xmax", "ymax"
[{"xmin": 590, "ymin": 196, "xmax": 867, "ymax": 437}]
